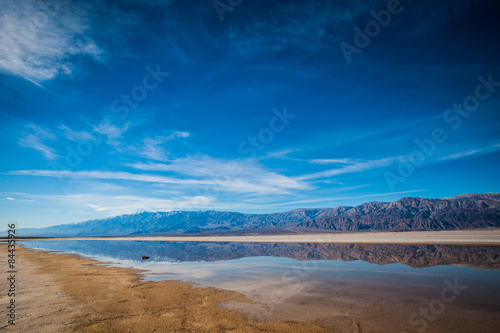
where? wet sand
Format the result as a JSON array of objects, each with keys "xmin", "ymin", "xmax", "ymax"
[
  {"xmin": 32, "ymin": 230, "xmax": 500, "ymax": 246},
  {"xmin": 0, "ymin": 245, "xmax": 329, "ymax": 332}
]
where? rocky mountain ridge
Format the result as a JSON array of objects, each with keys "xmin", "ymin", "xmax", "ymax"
[{"xmin": 19, "ymin": 193, "xmax": 500, "ymax": 237}]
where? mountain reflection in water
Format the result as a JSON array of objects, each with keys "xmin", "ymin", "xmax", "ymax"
[
  {"xmin": 22, "ymin": 240, "xmax": 500, "ymax": 270},
  {"xmin": 22, "ymin": 240, "xmax": 500, "ymax": 332}
]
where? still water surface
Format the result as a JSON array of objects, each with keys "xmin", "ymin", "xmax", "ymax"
[{"xmin": 22, "ymin": 241, "xmax": 500, "ymax": 332}]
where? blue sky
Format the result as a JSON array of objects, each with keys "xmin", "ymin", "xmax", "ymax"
[{"xmin": 1, "ymin": 0, "xmax": 499, "ymax": 228}]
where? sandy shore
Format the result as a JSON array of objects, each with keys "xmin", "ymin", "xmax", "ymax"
[
  {"xmin": 28, "ymin": 230, "xmax": 500, "ymax": 246},
  {"xmin": 0, "ymin": 245, "xmax": 329, "ymax": 332}
]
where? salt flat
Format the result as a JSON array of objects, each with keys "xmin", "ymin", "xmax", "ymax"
[{"xmin": 31, "ymin": 229, "xmax": 500, "ymax": 246}]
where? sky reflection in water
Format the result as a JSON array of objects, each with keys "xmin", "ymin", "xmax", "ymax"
[{"xmin": 22, "ymin": 240, "xmax": 500, "ymax": 331}]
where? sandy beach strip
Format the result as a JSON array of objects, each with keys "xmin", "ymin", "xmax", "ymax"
[
  {"xmin": 24, "ymin": 230, "xmax": 500, "ymax": 246},
  {"xmin": 0, "ymin": 244, "xmax": 329, "ymax": 332}
]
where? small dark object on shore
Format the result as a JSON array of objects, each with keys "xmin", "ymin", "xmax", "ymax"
[{"xmin": 141, "ymin": 256, "xmax": 150, "ymax": 260}]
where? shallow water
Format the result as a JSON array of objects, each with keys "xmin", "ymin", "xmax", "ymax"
[{"xmin": 22, "ymin": 241, "xmax": 500, "ymax": 332}]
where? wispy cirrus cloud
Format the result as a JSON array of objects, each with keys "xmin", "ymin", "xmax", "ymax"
[
  {"xmin": 92, "ymin": 120, "xmax": 130, "ymax": 146},
  {"xmin": 0, "ymin": 0, "xmax": 105, "ymax": 84},
  {"xmin": 82, "ymin": 194, "xmax": 216, "ymax": 216},
  {"xmin": 129, "ymin": 155, "xmax": 237, "ymax": 176},
  {"xmin": 299, "ymin": 157, "xmax": 395, "ymax": 180},
  {"xmin": 308, "ymin": 158, "xmax": 360, "ymax": 165},
  {"xmin": 218, "ymin": 0, "xmax": 492, "ymax": 64},
  {"xmin": 7, "ymin": 163, "xmax": 308, "ymax": 195},
  {"xmin": 4, "ymin": 192, "xmax": 216, "ymax": 217},
  {"xmin": 140, "ymin": 137, "xmax": 170, "ymax": 161},
  {"xmin": 18, "ymin": 123, "xmax": 58, "ymax": 160},
  {"xmin": 223, "ymin": 0, "xmax": 387, "ymax": 57},
  {"xmin": 87, "ymin": 204, "xmax": 108, "ymax": 211},
  {"xmin": 128, "ymin": 154, "xmax": 308, "ymax": 192},
  {"xmin": 138, "ymin": 132, "xmax": 190, "ymax": 161},
  {"xmin": 57, "ymin": 124, "xmax": 96, "ymax": 141},
  {"xmin": 440, "ymin": 149, "xmax": 481, "ymax": 161},
  {"xmin": 7, "ymin": 169, "xmax": 210, "ymax": 185},
  {"xmin": 439, "ymin": 143, "xmax": 500, "ymax": 161}
]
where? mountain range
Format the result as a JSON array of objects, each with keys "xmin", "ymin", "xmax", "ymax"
[{"xmin": 19, "ymin": 193, "xmax": 500, "ymax": 237}]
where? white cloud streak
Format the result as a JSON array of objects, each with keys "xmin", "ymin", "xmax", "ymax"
[
  {"xmin": 58, "ymin": 125, "xmax": 96, "ymax": 141},
  {"xmin": 128, "ymin": 154, "xmax": 309, "ymax": 192},
  {"xmin": 439, "ymin": 144, "xmax": 500, "ymax": 162},
  {"xmin": 308, "ymin": 158, "xmax": 359, "ymax": 164},
  {"xmin": 0, "ymin": 0, "xmax": 105, "ymax": 83},
  {"xmin": 298, "ymin": 157, "xmax": 395, "ymax": 180},
  {"xmin": 6, "ymin": 164, "xmax": 308, "ymax": 195},
  {"xmin": 440, "ymin": 149, "xmax": 481, "ymax": 161},
  {"xmin": 18, "ymin": 123, "xmax": 58, "ymax": 160},
  {"xmin": 7, "ymin": 192, "xmax": 216, "ymax": 217},
  {"xmin": 138, "ymin": 132, "xmax": 190, "ymax": 161},
  {"xmin": 92, "ymin": 120, "xmax": 130, "ymax": 146},
  {"xmin": 7, "ymin": 169, "xmax": 210, "ymax": 185}
]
